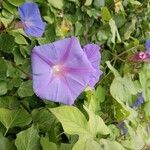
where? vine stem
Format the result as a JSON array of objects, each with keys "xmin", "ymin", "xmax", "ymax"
[
  {"xmin": 97, "ymin": 45, "xmax": 140, "ymax": 85},
  {"xmin": 11, "ymin": 62, "xmax": 32, "ymax": 80},
  {"xmin": 4, "ymin": 128, "xmax": 8, "ymax": 136}
]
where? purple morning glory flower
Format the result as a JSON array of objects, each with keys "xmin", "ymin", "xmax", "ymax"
[
  {"xmin": 18, "ymin": 2, "xmax": 46, "ymax": 37},
  {"xmin": 145, "ymin": 39, "xmax": 150, "ymax": 52},
  {"xmin": 118, "ymin": 122, "xmax": 128, "ymax": 135},
  {"xmin": 130, "ymin": 93, "xmax": 144, "ymax": 108},
  {"xmin": 83, "ymin": 44, "xmax": 102, "ymax": 88},
  {"xmin": 31, "ymin": 37, "xmax": 96, "ymax": 105}
]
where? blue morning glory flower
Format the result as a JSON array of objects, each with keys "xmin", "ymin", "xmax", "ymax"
[
  {"xmin": 18, "ymin": 2, "xmax": 46, "ymax": 37},
  {"xmin": 118, "ymin": 122, "xmax": 128, "ymax": 135},
  {"xmin": 145, "ymin": 39, "xmax": 150, "ymax": 52},
  {"xmin": 130, "ymin": 93, "xmax": 144, "ymax": 108}
]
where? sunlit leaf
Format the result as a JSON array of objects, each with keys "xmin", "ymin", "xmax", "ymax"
[
  {"xmin": 15, "ymin": 126, "xmax": 40, "ymax": 150},
  {"xmin": 0, "ymin": 108, "xmax": 32, "ymax": 134}
]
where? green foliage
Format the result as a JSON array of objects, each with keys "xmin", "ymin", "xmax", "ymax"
[
  {"xmin": 0, "ymin": 0, "xmax": 150, "ymax": 149},
  {"xmin": 32, "ymin": 108, "xmax": 57, "ymax": 132},
  {"xmin": 50, "ymin": 106, "xmax": 90, "ymax": 136},
  {"xmin": 0, "ymin": 108, "xmax": 32, "ymax": 134},
  {"xmin": 17, "ymin": 80, "xmax": 34, "ymax": 97},
  {"xmin": 51, "ymin": 106, "xmax": 110, "ymax": 149},
  {"xmin": 48, "ymin": 0, "xmax": 63, "ymax": 9},
  {"xmin": 0, "ymin": 33, "xmax": 15, "ymax": 53},
  {"xmin": 0, "ymin": 133, "xmax": 16, "ymax": 150},
  {"xmin": 7, "ymin": 0, "xmax": 25, "ymax": 7},
  {"xmin": 40, "ymin": 137, "xmax": 57, "ymax": 150},
  {"xmin": 101, "ymin": 7, "xmax": 111, "ymax": 22},
  {"xmin": 15, "ymin": 126, "xmax": 41, "ymax": 150},
  {"xmin": 0, "ymin": 81, "xmax": 7, "ymax": 96}
]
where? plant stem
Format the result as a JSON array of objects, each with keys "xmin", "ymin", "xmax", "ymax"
[
  {"xmin": 4, "ymin": 128, "xmax": 8, "ymax": 136},
  {"xmin": 11, "ymin": 62, "xmax": 32, "ymax": 80}
]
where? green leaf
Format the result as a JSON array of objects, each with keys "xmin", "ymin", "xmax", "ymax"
[
  {"xmin": 113, "ymin": 101, "xmax": 130, "ymax": 121},
  {"xmin": 0, "ymin": 33, "xmax": 15, "ymax": 53},
  {"xmin": 0, "ymin": 58, "xmax": 7, "ymax": 80},
  {"xmin": 93, "ymin": 0, "xmax": 105, "ymax": 8},
  {"xmin": 0, "ymin": 132, "xmax": 16, "ymax": 150},
  {"xmin": 13, "ymin": 48, "xmax": 25, "ymax": 65},
  {"xmin": 0, "ymin": 10, "xmax": 14, "ymax": 27},
  {"xmin": 84, "ymin": 0, "xmax": 93, "ymax": 6},
  {"xmin": 110, "ymin": 77, "xmax": 131, "ymax": 103},
  {"xmin": 17, "ymin": 80, "xmax": 34, "ymax": 98},
  {"xmin": 106, "ymin": 61, "xmax": 120, "ymax": 77},
  {"xmin": 40, "ymin": 137, "xmax": 57, "ymax": 150},
  {"xmin": 139, "ymin": 63, "xmax": 150, "ymax": 102},
  {"xmin": 107, "ymin": 62, "xmax": 138, "ymax": 103},
  {"xmin": 48, "ymin": 0, "xmax": 63, "ymax": 9},
  {"xmin": 0, "ymin": 96, "xmax": 20, "ymax": 109},
  {"xmin": 59, "ymin": 143, "xmax": 72, "ymax": 150},
  {"xmin": 85, "ymin": 89, "xmax": 99, "ymax": 113},
  {"xmin": 121, "ymin": 125, "xmax": 148, "ymax": 149},
  {"xmin": 122, "ymin": 75, "xmax": 138, "ymax": 95},
  {"xmin": 75, "ymin": 21, "xmax": 83, "ymax": 36},
  {"xmin": 50, "ymin": 106, "xmax": 90, "ymax": 136},
  {"xmin": 38, "ymin": 24, "xmax": 56, "ymax": 43},
  {"xmin": 7, "ymin": 62, "xmax": 19, "ymax": 78},
  {"xmin": 97, "ymin": 30, "xmax": 109, "ymax": 42},
  {"xmin": 85, "ymin": 88, "xmax": 104, "ymax": 114},
  {"xmin": 124, "ymin": 17, "xmax": 136, "ymax": 40},
  {"xmin": 101, "ymin": 7, "xmax": 111, "ymax": 22},
  {"xmin": 84, "ymin": 107, "xmax": 110, "ymax": 136},
  {"xmin": 2, "ymin": 1, "xmax": 17, "ymax": 15},
  {"xmin": 95, "ymin": 85, "xmax": 105, "ymax": 104},
  {"xmin": 144, "ymin": 101, "xmax": 150, "ymax": 117},
  {"xmin": 99, "ymin": 139, "xmax": 125, "ymax": 150},
  {"xmin": 0, "ymin": 81, "xmax": 7, "ymax": 96},
  {"xmin": 32, "ymin": 108, "xmax": 57, "ymax": 132},
  {"xmin": 7, "ymin": 0, "xmax": 25, "ymax": 7},
  {"xmin": 0, "ymin": 108, "xmax": 32, "ymax": 134},
  {"xmin": 109, "ymin": 19, "xmax": 121, "ymax": 43},
  {"xmin": 15, "ymin": 126, "xmax": 41, "ymax": 150},
  {"xmin": 86, "ymin": 139, "xmax": 100, "ymax": 150},
  {"xmin": 8, "ymin": 77, "xmax": 22, "ymax": 90},
  {"xmin": 10, "ymin": 32, "xmax": 28, "ymax": 45},
  {"xmin": 72, "ymin": 137, "xmax": 87, "ymax": 150}
]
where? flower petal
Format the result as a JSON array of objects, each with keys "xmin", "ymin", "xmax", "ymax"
[
  {"xmin": 18, "ymin": 2, "xmax": 46, "ymax": 37},
  {"xmin": 18, "ymin": 2, "xmax": 43, "ymax": 22},
  {"xmin": 25, "ymin": 21, "xmax": 46, "ymax": 37},
  {"xmin": 31, "ymin": 37, "xmax": 88, "ymax": 65},
  {"xmin": 83, "ymin": 44, "xmax": 102, "ymax": 88},
  {"xmin": 34, "ymin": 76, "xmax": 74, "ymax": 105},
  {"xmin": 31, "ymin": 52, "xmax": 52, "ymax": 75},
  {"xmin": 62, "ymin": 71, "xmax": 91, "ymax": 102},
  {"xmin": 145, "ymin": 39, "xmax": 150, "ymax": 52}
]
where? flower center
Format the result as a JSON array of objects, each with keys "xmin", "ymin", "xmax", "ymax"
[
  {"xmin": 24, "ymin": 19, "xmax": 33, "ymax": 27},
  {"xmin": 52, "ymin": 65, "xmax": 61, "ymax": 74}
]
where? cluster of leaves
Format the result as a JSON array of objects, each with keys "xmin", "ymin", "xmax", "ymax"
[{"xmin": 0, "ymin": 0, "xmax": 150, "ymax": 149}]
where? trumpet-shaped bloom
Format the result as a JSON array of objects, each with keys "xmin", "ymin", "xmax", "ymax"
[
  {"xmin": 130, "ymin": 93, "xmax": 144, "ymax": 108},
  {"xmin": 18, "ymin": 2, "xmax": 46, "ymax": 37},
  {"xmin": 32, "ymin": 37, "xmax": 96, "ymax": 105},
  {"xmin": 83, "ymin": 44, "xmax": 102, "ymax": 88},
  {"xmin": 145, "ymin": 39, "xmax": 150, "ymax": 52}
]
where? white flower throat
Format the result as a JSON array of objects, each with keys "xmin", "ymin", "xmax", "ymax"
[{"xmin": 53, "ymin": 65, "xmax": 61, "ymax": 74}]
